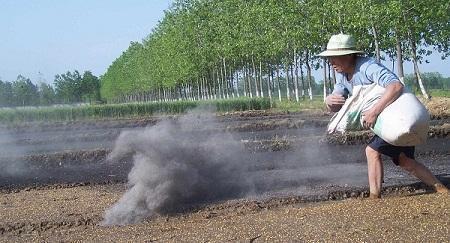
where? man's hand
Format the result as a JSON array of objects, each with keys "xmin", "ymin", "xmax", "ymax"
[
  {"xmin": 362, "ymin": 82, "xmax": 403, "ymax": 129},
  {"xmin": 326, "ymin": 94, "xmax": 346, "ymax": 112},
  {"xmin": 362, "ymin": 107, "xmax": 380, "ymax": 129}
]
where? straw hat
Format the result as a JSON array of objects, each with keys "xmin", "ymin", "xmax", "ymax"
[{"xmin": 317, "ymin": 34, "xmax": 364, "ymax": 57}]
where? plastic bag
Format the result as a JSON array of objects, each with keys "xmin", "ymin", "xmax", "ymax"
[{"xmin": 327, "ymin": 83, "xmax": 429, "ymax": 146}]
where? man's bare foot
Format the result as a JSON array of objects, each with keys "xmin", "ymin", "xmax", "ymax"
[
  {"xmin": 369, "ymin": 193, "xmax": 381, "ymax": 199},
  {"xmin": 434, "ymin": 183, "xmax": 449, "ymax": 194}
]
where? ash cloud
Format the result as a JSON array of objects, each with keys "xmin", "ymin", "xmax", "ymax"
[{"xmin": 102, "ymin": 111, "xmax": 254, "ymax": 225}]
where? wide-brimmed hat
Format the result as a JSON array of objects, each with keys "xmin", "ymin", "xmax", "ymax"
[{"xmin": 317, "ymin": 34, "xmax": 364, "ymax": 57}]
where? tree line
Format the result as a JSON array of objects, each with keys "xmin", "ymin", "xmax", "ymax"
[
  {"xmin": 101, "ymin": 0, "xmax": 449, "ymax": 103},
  {"xmin": 0, "ymin": 71, "xmax": 101, "ymax": 107},
  {"xmin": 404, "ymin": 72, "xmax": 450, "ymax": 91}
]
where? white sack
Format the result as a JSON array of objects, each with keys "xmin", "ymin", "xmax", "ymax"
[{"xmin": 327, "ymin": 83, "xmax": 429, "ymax": 146}]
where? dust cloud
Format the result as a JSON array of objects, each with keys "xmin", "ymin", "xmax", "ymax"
[
  {"xmin": 102, "ymin": 110, "xmax": 366, "ymax": 226},
  {"xmin": 101, "ymin": 111, "xmax": 254, "ymax": 225},
  {"xmin": 0, "ymin": 128, "xmax": 27, "ymax": 176}
]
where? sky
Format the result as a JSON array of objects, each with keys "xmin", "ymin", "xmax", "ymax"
[
  {"xmin": 1, "ymin": 0, "xmax": 449, "ymax": 85},
  {"xmin": 0, "ymin": 0, "xmax": 172, "ymax": 83}
]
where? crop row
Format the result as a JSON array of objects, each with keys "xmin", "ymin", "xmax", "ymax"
[{"xmin": 0, "ymin": 98, "xmax": 271, "ymax": 123}]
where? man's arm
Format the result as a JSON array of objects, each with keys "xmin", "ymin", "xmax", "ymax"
[{"xmin": 362, "ymin": 81, "xmax": 403, "ymax": 128}]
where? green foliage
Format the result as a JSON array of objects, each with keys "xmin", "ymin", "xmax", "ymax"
[
  {"xmin": 0, "ymin": 80, "xmax": 14, "ymax": 107},
  {"xmin": 11, "ymin": 75, "xmax": 39, "ymax": 106},
  {"xmin": 81, "ymin": 71, "xmax": 101, "ymax": 103},
  {"xmin": 54, "ymin": 70, "xmax": 83, "ymax": 103},
  {"xmin": 99, "ymin": 0, "xmax": 449, "ymax": 103},
  {"xmin": 38, "ymin": 83, "xmax": 56, "ymax": 106},
  {"xmin": 429, "ymin": 89, "xmax": 450, "ymax": 98},
  {"xmin": 0, "ymin": 71, "xmax": 101, "ymax": 107},
  {"xmin": 404, "ymin": 72, "xmax": 450, "ymax": 91},
  {"xmin": 0, "ymin": 98, "xmax": 271, "ymax": 124},
  {"xmin": 273, "ymin": 97, "xmax": 326, "ymax": 112},
  {"xmin": 215, "ymin": 98, "xmax": 271, "ymax": 112}
]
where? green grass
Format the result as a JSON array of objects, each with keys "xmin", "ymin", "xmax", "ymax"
[
  {"xmin": 429, "ymin": 89, "xmax": 450, "ymax": 98},
  {"xmin": 0, "ymin": 98, "xmax": 272, "ymax": 124},
  {"xmin": 0, "ymin": 96, "xmax": 331, "ymax": 124},
  {"xmin": 272, "ymin": 96, "xmax": 326, "ymax": 112}
]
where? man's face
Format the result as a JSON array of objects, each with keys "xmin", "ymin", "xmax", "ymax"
[{"xmin": 328, "ymin": 55, "xmax": 355, "ymax": 73}]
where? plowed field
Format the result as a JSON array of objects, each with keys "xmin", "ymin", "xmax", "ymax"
[{"xmin": 1, "ymin": 105, "xmax": 449, "ymax": 242}]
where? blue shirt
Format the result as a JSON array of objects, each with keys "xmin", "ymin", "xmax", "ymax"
[{"xmin": 332, "ymin": 56, "xmax": 400, "ymax": 96}]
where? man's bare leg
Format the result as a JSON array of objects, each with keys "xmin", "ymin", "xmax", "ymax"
[
  {"xmin": 366, "ymin": 146, "xmax": 384, "ymax": 198},
  {"xmin": 398, "ymin": 153, "xmax": 449, "ymax": 193}
]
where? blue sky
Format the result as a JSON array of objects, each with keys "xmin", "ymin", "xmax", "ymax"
[
  {"xmin": 1, "ymin": 0, "xmax": 449, "ymax": 84},
  {"xmin": 0, "ymin": 0, "xmax": 172, "ymax": 83}
]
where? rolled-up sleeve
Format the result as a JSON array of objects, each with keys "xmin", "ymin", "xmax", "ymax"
[
  {"xmin": 365, "ymin": 62, "xmax": 401, "ymax": 87},
  {"xmin": 332, "ymin": 82, "xmax": 346, "ymax": 95},
  {"xmin": 332, "ymin": 73, "xmax": 347, "ymax": 95}
]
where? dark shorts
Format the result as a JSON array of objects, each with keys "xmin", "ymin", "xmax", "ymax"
[{"xmin": 368, "ymin": 135, "xmax": 415, "ymax": 166}]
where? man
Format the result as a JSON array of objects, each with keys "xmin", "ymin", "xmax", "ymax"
[{"xmin": 319, "ymin": 33, "xmax": 449, "ymax": 199}]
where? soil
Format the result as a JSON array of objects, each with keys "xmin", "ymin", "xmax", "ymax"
[
  {"xmin": 0, "ymin": 100, "xmax": 449, "ymax": 242},
  {"xmin": 422, "ymin": 97, "xmax": 450, "ymax": 119},
  {"xmin": 1, "ymin": 185, "xmax": 448, "ymax": 242}
]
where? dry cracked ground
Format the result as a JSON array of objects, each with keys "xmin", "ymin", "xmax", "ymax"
[{"xmin": 0, "ymin": 98, "xmax": 449, "ymax": 242}]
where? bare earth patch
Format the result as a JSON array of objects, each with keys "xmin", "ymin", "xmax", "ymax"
[
  {"xmin": 1, "ymin": 105, "xmax": 449, "ymax": 242},
  {"xmin": 1, "ymin": 185, "xmax": 449, "ymax": 242},
  {"xmin": 423, "ymin": 97, "xmax": 450, "ymax": 119}
]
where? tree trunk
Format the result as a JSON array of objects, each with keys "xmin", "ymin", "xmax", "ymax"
[
  {"xmin": 395, "ymin": 33, "xmax": 405, "ymax": 84},
  {"xmin": 372, "ymin": 24, "xmax": 381, "ymax": 62},
  {"xmin": 243, "ymin": 65, "xmax": 247, "ymax": 97},
  {"xmin": 276, "ymin": 68, "xmax": 281, "ymax": 102},
  {"xmin": 247, "ymin": 64, "xmax": 253, "ymax": 98},
  {"xmin": 403, "ymin": 12, "xmax": 429, "ymax": 99},
  {"xmin": 223, "ymin": 57, "xmax": 229, "ymax": 99},
  {"xmin": 235, "ymin": 66, "xmax": 240, "ymax": 98},
  {"xmin": 208, "ymin": 77, "xmax": 213, "ymax": 100},
  {"xmin": 230, "ymin": 62, "xmax": 235, "ymax": 98},
  {"xmin": 330, "ymin": 66, "xmax": 336, "ymax": 92},
  {"xmin": 259, "ymin": 61, "xmax": 264, "ymax": 98},
  {"xmin": 196, "ymin": 78, "xmax": 200, "ymax": 100},
  {"xmin": 338, "ymin": 14, "xmax": 344, "ymax": 33},
  {"xmin": 322, "ymin": 57, "xmax": 327, "ymax": 102},
  {"xmin": 294, "ymin": 50, "xmax": 299, "ymax": 102},
  {"xmin": 290, "ymin": 61, "xmax": 295, "ymax": 101},
  {"xmin": 305, "ymin": 51, "xmax": 313, "ymax": 100},
  {"xmin": 201, "ymin": 77, "xmax": 205, "ymax": 100},
  {"xmin": 217, "ymin": 65, "xmax": 225, "ymax": 99},
  {"xmin": 410, "ymin": 38, "xmax": 430, "ymax": 99},
  {"xmin": 285, "ymin": 63, "xmax": 291, "ymax": 100},
  {"xmin": 221, "ymin": 66, "xmax": 226, "ymax": 99},
  {"xmin": 202, "ymin": 77, "xmax": 206, "ymax": 100},
  {"xmin": 267, "ymin": 63, "xmax": 272, "ymax": 105},
  {"xmin": 321, "ymin": 44, "xmax": 328, "ymax": 101},
  {"xmin": 327, "ymin": 63, "xmax": 333, "ymax": 92},
  {"xmin": 203, "ymin": 78, "xmax": 207, "ymax": 100},
  {"xmin": 216, "ymin": 70, "xmax": 220, "ymax": 99},
  {"xmin": 300, "ymin": 60, "xmax": 305, "ymax": 98},
  {"xmin": 252, "ymin": 56, "xmax": 259, "ymax": 97},
  {"xmin": 208, "ymin": 69, "xmax": 213, "ymax": 99}
]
